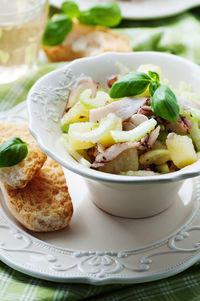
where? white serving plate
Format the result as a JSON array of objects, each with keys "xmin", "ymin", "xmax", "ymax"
[
  {"xmin": 0, "ymin": 101, "xmax": 200, "ymax": 284},
  {"xmin": 50, "ymin": 0, "xmax": 200, "ymax": 20}
]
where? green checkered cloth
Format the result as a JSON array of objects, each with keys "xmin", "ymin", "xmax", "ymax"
[{"xmin": 1, "ymin": 9, "xmax": 200, "ymax": 301}]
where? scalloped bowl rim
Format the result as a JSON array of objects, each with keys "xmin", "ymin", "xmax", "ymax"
[{"xmin": 27, "ymin": 51, "xmax": 200, "ymax": 184}]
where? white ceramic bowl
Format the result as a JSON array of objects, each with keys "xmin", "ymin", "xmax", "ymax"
[{"xmin": 27, "ymin": 52, "xmax": 200, "ymax": 218}]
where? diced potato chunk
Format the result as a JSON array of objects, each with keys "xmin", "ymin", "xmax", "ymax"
[
  {"xmin": 62, "ymin": 101, "xmax": 89, "ymax": 124},
  {"xmin": 68, "ymin": 122, "xmax": 95, "ymax": 150},
  {"xmin": 99, "ymin": 114, "xmax": 122, "ymax": 147},
  {"xmin": 152, "ymin": 140, "xmax": 167, "ymax": 150},
  {"xmin": 139, "ymin": 149, "xmax": 171, "ymax": 166},
  {"xmin": 99, "ymin": 149, "xmax": 138, "ymax": 174},
  {"xmin": 71, "ymin": 113, "xmax": 122, "ymax": 148},
  {"xmin": 166, "ymin": 133, "xmax": 197, "ymax": 169}
]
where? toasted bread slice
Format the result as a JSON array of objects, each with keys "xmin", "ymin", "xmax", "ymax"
[
  {"xmin": 0, "ymin": 123, "xmax": 47, "ymax": 189},
  {"xmin": 0, "ymin": 157, "xmax": 73, "ymax": 232},
  {"xmin": 43, "ymin": 21, "xmax": 132, "ymax": 62}
]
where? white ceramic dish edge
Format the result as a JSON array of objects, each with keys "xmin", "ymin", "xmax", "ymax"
[
  {"xmin": 27, "ymin": 51, "xmax": 200, "ymax": 185},
  {"xmin": 50, "ymin": 0, "xmax": 200, "ymax": 20},
  {"xmin": 0, "ymin": 102, "xmax": 200, "ymax": 284}
]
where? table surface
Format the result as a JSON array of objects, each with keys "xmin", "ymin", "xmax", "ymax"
[{"xmin": 1, "ymin": 5, "xmax": 200, "ymax": 301}]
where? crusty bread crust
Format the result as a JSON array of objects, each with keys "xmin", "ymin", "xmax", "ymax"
[
  {"xmin": 0, "ymin": 157, "xmax": 73, "ymax": 232},
  {"xmin": 0, "ymin": 123, "xmax": 47, "ymax": 189},
  {"xmin": 43, "ymin": 21, "xmax": 132, "ymax": 62}
]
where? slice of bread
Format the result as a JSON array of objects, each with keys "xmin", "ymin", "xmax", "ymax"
[
  {"xmin": 0, "ymin": 123, "xmax": 47, "ymax": 189},
  {"xmin": 0, "ymin": 157, "xmax": 73, "ymax": 232},
  {"xmin": 43, "ymin": 21, "xmax": 132, "ymax": 62}
]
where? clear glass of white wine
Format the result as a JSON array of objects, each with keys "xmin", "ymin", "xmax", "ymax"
[{"xmin": 0, "ymin": 0, "xmax": 48, "ymax": 84}]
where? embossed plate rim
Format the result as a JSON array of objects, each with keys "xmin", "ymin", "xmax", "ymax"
[
  {"xmin": 0, "ymin": 102, "xmax": 200, "ymax": 284},
  {"xmin": 50, "ymin": 0, "xmax": 200, "ymax": 20}
]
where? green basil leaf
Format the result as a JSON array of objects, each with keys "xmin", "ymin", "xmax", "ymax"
[
  {"xmin": 149, "ymin": 81, "xmax": 160, "ymax": 96},
  {"xmin": 148, "ymin": 71, "xmax": 160, "ymax": 82},
  {"xmin": 61, "ymin": 1, "xmax": 80, "ymax": 19},
  {"xmin": 0, "ymin": 137, "xmax": 28, "ymax": 168},
  {"xmin": 78, "ymin": 3, "xmax": 121, "ymax": 27},
  {"xmin": 150, "ymin": 85, "xmax": 180, "ymax": 122},
  {"xmin": 42, "ymin": 14, "xmax": 73, "ymax": 46},
  {"xmin": 109, "ymin": 72, "xmax": 151, "ymax": 98}
]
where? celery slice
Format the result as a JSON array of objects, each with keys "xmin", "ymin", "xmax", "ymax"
[
  {"xmin": 60, "ymin": 134, "xmax": 91, "ymax": 168},
  {"xmin": 120, "ymin": 170, "xmax": 159, "ymax": 176},
  {"xmin": 71, "ymin": 113, "xmax": 122, "ymax": 144},
  {"xmin": 155, "ymin": 163, "xmax": 170, "ymax": 174},
  {"xmin": 80, "ymin": 89, "xmax": 110, "ymax": 109},
  {"xmin": 180, "ymin": 107, "xmax": 200, "ymax": 151},
  {"xmin": 111, "ymin": 118, "xmax": 157, "ymax": 143},
  {"xmin": 68, "ymin": 122, "xmax": 97, "ymax": 150}
]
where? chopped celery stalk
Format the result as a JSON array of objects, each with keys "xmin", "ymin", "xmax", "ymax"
[
  {"xmin": 139, "ymin": 149, "xmax": 171, "ymax": 166},
  {"xmin": 180, "ymin": 107, "xmax": 200, "ymax": 151},
  {"xmin": 80, "ymin": 89, "xmax": 110, "ymax": 109},
  {"xmin": 189, "ymin": 119, "xmax": 200, "ymax": 151},
  {"xmin": 158, "ymin": 131, "xmax": 168, "ymax": 142},
  {"xmin": 61, "ymin": 123, "xmax": 69, "ymax": 133},
  {"xmin": 120, "ymin": 170, "xmax": 159, "ymax": 176},
  {"xmin": 110, "ymin": 118, "xmax": 157, "ymax": 143},
  {"xmin": 69, "ymin": 122, "xmax": 97, "ymax": 150},
  {"xmin": 71, "ymin": 113, "xmax": 122, "ymax": 145},
  {"xmin": 176, "ymin": 82, "xmax": 200, "ymax": 106},
  {"xmin": 155, "ymin": 163, "xmax": 170, "ymax": 174},
  {"xmin": 60, "ymin": 135, "xmax": 91, "ymax": 168}
]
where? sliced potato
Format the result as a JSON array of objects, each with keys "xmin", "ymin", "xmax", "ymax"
[
  {"xmin": 71, "ymin": 113, "xmax": 122, "ymax": 148},
  {"xmin": 139, "ymin": 149, "xmax": 171, "ymax": 166},
  {"xmin": 62, "ymin": 101, "xmax": 89, "ymax": 124},
  {"xmin": 152, "ymin": 140, "xmax": 167, "ymax": 150},
  {"xmin": 68, "ymin": 122, "xmax": 96, "ymax": 150},
  {"xmin": 99, "ymin": 149, "xmax": 138, "ymax": 174}
]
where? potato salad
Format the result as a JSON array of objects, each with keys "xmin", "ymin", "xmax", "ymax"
[{"xmin": 60, "ymin": 64, "xmax": 200, "ymax": 176}]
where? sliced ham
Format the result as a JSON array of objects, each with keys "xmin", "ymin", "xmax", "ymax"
[
  {"xmin": 90, "ymin": 97, "xmax": 146, "ymax": 122},
  {"xmin": 137, "ymin": 105, "xmax": 154, "ymax": 117},
  {"xmin": 166, "ymin": 116, "xmax": 192, "ymax": 135},
  {"xmin": 122, "ymin": 120, "xmax": 135, "ymax": 131},
  {"xmin": 123, "ymin": 114, "xmax": 148, "ymax": 131},
  {"xmin": 146, "ymin": 126, "xmax": 160, "ymax": 148},
  {"xmin": 107, "ymin": 75, "xmax": 118, "ymax": 88},
  {"xmin": 91, "ymin": 141, "xmax": 144, "ymax": 168}
]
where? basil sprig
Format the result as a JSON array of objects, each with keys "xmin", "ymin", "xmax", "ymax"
[
  {"xmin": 43, "ymin": 1, "xmax": 122, "ymax": 46},
  {"xmin": 79, "ymin": 3, "xmax": 121, "ymax": 27},
  {"xmin": 43, "ymin": 14, "xmax": 72, "ymax": 46},
  {"xmin": 109, "ymin": 72, "xmax": 151, "ymax": 98},
  {"xmin": 61, "ymin": 1, "xmax": 80, "ymax": 19},
  {"xmin": 151, "ymin": 85, "xmax": 179, "ymax": 123},
  {"xmin": 109, "ymin": 71, "xmax": 179, "ymax": 123},
  {"xmin": 0, "ymin": 137, "xmax": 28, "ymax": 168}
]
